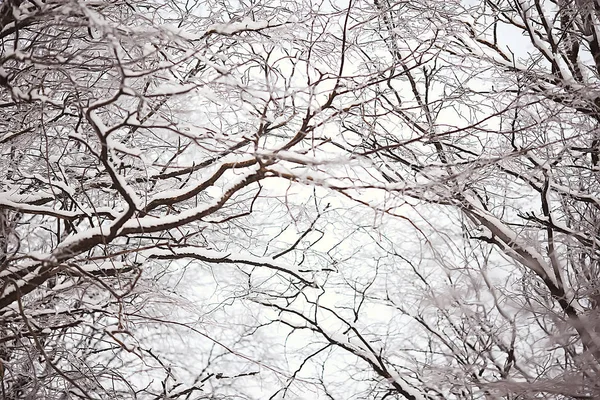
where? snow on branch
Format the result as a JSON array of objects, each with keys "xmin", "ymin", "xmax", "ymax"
[
  {"xmin": 205, "ymin": 18, "xmax": 272, "ymax": 36},
  {"xmin": 147, "ymin": 246, "xmax": 313, "ymax": 286}
]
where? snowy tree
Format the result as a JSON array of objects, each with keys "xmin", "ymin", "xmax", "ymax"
[
  {"xmin": 0, "ymin": 0, "xmax": 340, "ymax": 397},
  {"xmin": 2, "ymin": 0, "xmax": 600, "ymax": 399},
  {"xmin": 215, "ymin": 0, "xmax": 600, "ymax": 398},
  {"xmin": 298, "ymin": 0, "xmax": 600, "ymax": 398}
]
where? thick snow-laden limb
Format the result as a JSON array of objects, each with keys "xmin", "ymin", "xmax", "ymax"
[
  {"xmin": 0, "ymin": 196, "xmax": 117, "ymax": 221},
  {"xmin": 206, "ymin": 18, "xmax": 271, "ymax": 35},
  {"xmin": 106, "ymin": 136, "xmax": 142, "ymax": 157},
  {"xmin": 46, "ymin": 168, "xmax": 264, "ymax": 261},
  {"xmin": 0, "ymin": 265, "xmax": 44, "ymax": 301},
  {"xmin": 256, "ymin": 149, "xmax": 354, "ymax": 167},
  {"xmin": 143, "ymin": 159, "xmax": 259, "ymax": 212},
  {"xmin": 146, "ymin": 246, "xmax": 313, "ymax": 286},
  {"xmin": 146, "ymin": 19, "xmax": 273, "ymax": 41},
  {"xmin": 461, "ymin": 193, "xmax": 557, "ymax": 286}
]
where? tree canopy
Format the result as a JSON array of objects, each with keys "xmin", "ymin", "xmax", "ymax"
[{"xmin": 1, "ymin": 0, "xmax": 599, "ymax": 399}]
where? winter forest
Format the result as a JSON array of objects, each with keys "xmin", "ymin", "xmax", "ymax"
[{"xmin": 1, "ymin": 0, "xmax": 600, "ymax": 398}]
